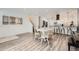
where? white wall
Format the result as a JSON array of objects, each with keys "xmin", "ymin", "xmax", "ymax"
[
  {"xmin": 31, "ymin": 8, "xmax": 78, "ymax": 27},
  {"xmin": 0, "ymin": 10, "xmax": 32, "ymax": 38},
  {"xmin": 0, "ymin": 8, "xmax": 78, "ymax": 38},
  {"xmin": 61, "ymin": 9, "xmax": 77, "ymax": 26},
  {"xmin": 77, "ymin": 9, "xmax": 79, "ymax": 26},
  {"xmin": 48, "ymin": 8, "xmax": 77, "ymax": 26}
]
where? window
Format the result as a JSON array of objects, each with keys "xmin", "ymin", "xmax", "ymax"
[
  {"xmin": 56, "ymin": 14, "xmax": 60, "ymax": 20},
  {"xmin": 10, "ymin": 16, "xmax": 16, "ymax": 24},
  {"xmin": 17, "ymin": 18, "xmax": 22, "ymax": 24},
  {"xmin": 3, "ymin": 16, "xmax": 9, "ymax": 24},
  {"xmin": 3, "ymin": 16, "xmax": 23, "ymax": 25}
]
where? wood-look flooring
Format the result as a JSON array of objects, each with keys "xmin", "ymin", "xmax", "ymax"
[{"xmin": 0, "ymin": 33, "xmax": 76, "ymax": 51}]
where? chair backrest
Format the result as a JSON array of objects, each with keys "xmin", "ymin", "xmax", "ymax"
[{"xmin": 70, "ymin": 31, "xmax": 77, "ymax": 44}]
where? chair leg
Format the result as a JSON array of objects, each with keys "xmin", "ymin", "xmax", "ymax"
[
  {"xmin": 68, "ymin": 43, "xmax": 70, "ymax": 51},
  {"xmin": 46, "ymin": 38, "xmax": 49, "ymax": 45},
  {"xmin": 68, "ymin": 42, "xmax": 75, "ymax": 51},
  {"xmin": 41, "ymin": 38, "xmax": 44, "ymax": 44}
]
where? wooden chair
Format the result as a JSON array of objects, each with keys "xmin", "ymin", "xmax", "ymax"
[
  {"xmin": 68, "ymin": 37, "xmax": 79, "ymax": 51},
  {"xmin": 68, "ymin": 32, "xmax": 79, "ymax": 51},
  {"xmin": 40, "ymin": 30, "xmax": 49, "ymax": 45}
]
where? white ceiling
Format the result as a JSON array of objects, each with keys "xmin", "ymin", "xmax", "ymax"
[{"xmin": 0, "ymin": 8, "xmax": 77, "ymax": 16}]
